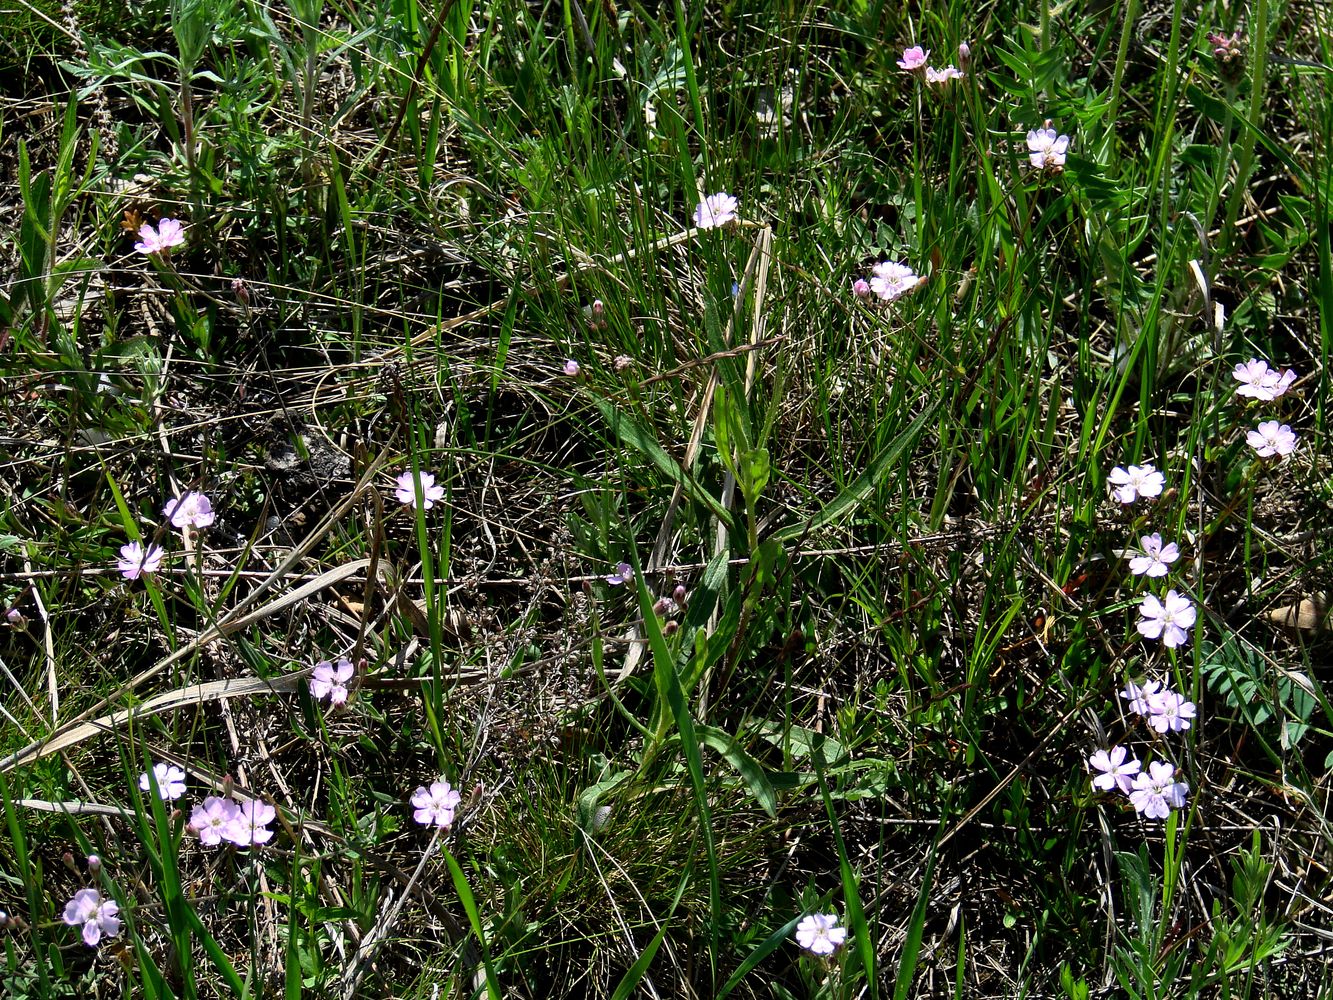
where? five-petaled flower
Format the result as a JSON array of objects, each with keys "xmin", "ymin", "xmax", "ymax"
[
  {"xmin": 1233, "ymin": 359, "xmax": 1297, "ymax": 401},
  {"xmin": 692, "ymin": 192, "xmax": 739, "ymax": 229},
  {"xmin": 224, "ymin": 799, "xmax": 276, "ymax": 847},
  {"xmin": 896, "ymin": 46, "xmax": 928, "ymax": 71},
  {"xmin": 134, "ymin": 218, "xmax": 186, "ymax": 256},
  {"xmin": 1121, "ymin": 678, "xmax": 1163, "ymax": 716},
  {"xmin": 411, "ymin": 779, "xmax": 462, "ymax": 828},
  {"xmin": 62, "ymin": 888, "xmax": 121, "ymax": 947},
  {"xmin": 1026, "ymin": 122, "xmax": 1070, "ymax": 171},
  {"xmin": 117, "ymin": 541, "xmax": 164, "ymax": 580},
  {"xmin": 869, "ymin": 261, "xmax": 923, "ymax": 302},
  {"xmin": 1145, "ymin": 689, "xmax": 1197, "ymax": 734},
  {"xmin": 139, "ymin": 762, "xmax": 187, "ymax": 801},
  {"xmin": 795, "ymin": 913, "xmax": 847, "ymax": 955},
  {"xmin": 1108, "ymin": 463, "xmax": 1165, "ymax": 504},
  {"xmin": 395, "ymin": 470, "xmax": 445, "ymax": 509},
  {"xmin": 1246, "ymin": 421, "xmax": 1297, "ymax": 458},
  {"xmin": 1137, "ymin": 590, "xmax": 1197, "ymax": 648},
  {"xmin": 164, "ymin": 491, "xmax": 216, "ymax": 530},
  {"xmin": 1088, "ymin": 746, "xmax": 1141, "ymax": 794},
  {"xmin": 605, "ymin": 562, "xmax": 634, "ymax": 585},
  {"xmin": 1128, "ymin": 761, "xmax": 1189, "ymax": 819},
  {"xmin": 1128, "ymin": 533, "xmax": 1180, "ymax": 578},
  {"xmin": 191, "ymin": 796, "xmax": 242, "ymax": 846},
  {"xmin": 310, "ymin": 658, "xmax": 355, "ymax": 705},
  {"xmin": 925, "ymin": 65, "xmax": 964, "ymax": 85}
]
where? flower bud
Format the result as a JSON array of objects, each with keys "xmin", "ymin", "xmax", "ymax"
[
  {"xmin": 672, "ymin": 585, "xmax": 688, "ymax": 606},
  {"xmin": 86, "ymin": 855, "xmax": 101, "ymax": 876},
  {"xmin": 852, "ymin": 278, "xmax": 871, "ymax": 299},
  {"xmin": 958, "ymin": 41, "xmax": 970, "ymax": 65}
]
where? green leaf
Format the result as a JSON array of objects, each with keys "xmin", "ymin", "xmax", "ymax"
[{"xmin": 694, "ymin": 724, "xmax": 777, "ymax": 818}]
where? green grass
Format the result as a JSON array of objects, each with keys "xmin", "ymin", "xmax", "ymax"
[{"xmin": 1, "ymin": 0, "xmax": 1331, "ymax": 995}]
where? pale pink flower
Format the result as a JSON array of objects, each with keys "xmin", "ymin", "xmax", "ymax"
[
  {"xmin": 896, "ymin": 46, "xmax": 929, "ymax": 71},
  {"xmin": 1088, "ymin": 745, "xmax": 1141, "ymax": 794},
  {"xmin": 1246, "ymin": 421, "xmax": 1297, "ymax": 458},
  {"xmin": 395, "ymin": 470, "xmax": 445, "ymax": 509},
  {"xmin": 605, "ymin": 562, "xmax": 634, "ymax": 585},
  {"xmin": 1026, "ymin": 122, "xmax": 1070, "ymax": 171},
  {"xmin": 223, "ymin": 799, "xmax": 276, "ymax": 847},
  {"xmin": 163, "ymin": 490, "xmax": 215, "ymax": 530},
  {"xmin": 62, "ymin": 888, "xmax": 121, "ymax": 946},
  {"xmin": 411, "ymin": 779, "xmax": 462, "ymax": 828},
  {"xmin": 1108, "ymin": 463, "xmax": 1165, "ymax": 504},
  {"xmin": 925, "ymin": 65, "xmax": 964, "ymax": 85},
  {"xmin": 1137, "ymin": 590, "xmax": 1197, "ymax": 648},
  {"xmin": 117, "ymin": 541, "xmax": 164, "ymax": 580},
  {"xmin": 692, "ymin": 192, "xmax": 739, "ymax": 229},
  {"xmin": 1128, "ymin": 761, "xmax": 1189, "ymax": 819},
  {"xmin": 868, "ymin": 261, "xmax": 922, "ymax": 302},
  {"xmin": 1128, "ymin": 533, "xmax": 1180, "ymax": 578},
  {"xmin": 795, "ymin": 913, "xmax": 847, "ymax": 955},
  {"xmin": 562, "ymin": 358, "xmax": 581, "ymax": 376},
  {"xmin": 191, "ymin": 796, "xmax": 242, "ymax": 846},
  {"xmin": 1145, "ymin": 689, "xmax": 1198, "ymax": 734},
  {"xmin": 1121, "ymin": 678, "xmax": 1163, "ymax": 716},
  {"xmin": 851, "ymin": 278, "xmax": 871, "ymax": 299},
  {"xmin": 134, "ymin": 218, "xmax": 186, "ymax": 255},
  {"xmin": 310, "ymin": 657, "xmax": 354, "ymax": 705},
  {"xmin": 139, "ymin": 762, "xmax": 187, "ymax": 801}
]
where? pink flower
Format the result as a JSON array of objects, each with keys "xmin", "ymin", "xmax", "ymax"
[
  {"xmin": 223, "ymin": 799, "xmax": 276, "ymax": 847},
  {"xmin": 1088, "ymin": 745, "xmax": 1141, "ymax": 794},
  {"xmin": 1121, "ymin": 678, "xmax": 1163, "ymax": 716},
  {"xmin": 1108, "ymin": 463, "xmax": 1165, "ymax": 504},
  {"xmin": 1026, "ymin": 122, "xmax": 1070, "ymax": 171},
  {"xmin": 562, "ymin": 358, "xmax": 581, "ymax": 376},
  {"xmin": 795, "ymin": 913, "xmax": 847, "ymax": 955},
  {"xmin": 605, "ymin": 562, "xmax": 634, "ymax": 585},
  {"xmin": 1145, "ymin": 689, "xmax": 1198, "ymax": 734},
  {"xmin": 310, "ymin": 657, "xmax": 354, "ymax": 705},
  {"xmin": 62, "ymin": 888, "xmax": 121, "ymax": 947},
  {"xmin": 692, "ymin": 192, "xmax": 739, "ymax": 229},
  {"xmin": 139, "ymin": 762, "xmax": 187, "ymax": 801},
  {"xmin": 411, "ymin": 779, "xmax": 462, "ymax": 828},
  {"xmin": 1246, "ymin": 421, "xmax": 1297, "ymax": 457},
  {"xmin": 851, "ymin": 278, "xmax": 871, "ymax": 299},
  {"xmin": 1232, "ymin": 359, "xmax": 1297, "ymax": 400},
  {"xmin": 868, "ymin": 261, "xmax": 923, "ymax": 302},
  {"xmin": 1137, "ymin": 590, "xmax": 1197, "ymax": 648},
  {"xmin": 394, "ymin": 470, "xmax": 445, "ymax": 509},
  {"xmin": 134, "ymin": 218, "xmax": 186, "ymax": 255},
  {"xmin": 1128, "ymin": 533, "xmax": 1180, "ymax": 578},
  {"xmin": 896, "ymin": 46, "xmax": 929, "ymax": 71},
  {"xmin": 191, "ymin": 796, "xmax": 242, "ymax": 846},
  {"xmin": 163, "ymin": 490, "xmax": 216, "ymax": 530},
  {"xmin": 925, "ymin": 65, "xmax": 964, "ymax": 85},
  {"xmin": 1128, "ymin": 761, "xmax": 1189, "ymax": 819},
  {"xmin": 117, "ymin": 541, "xmax": 164, "ymax": 580}
]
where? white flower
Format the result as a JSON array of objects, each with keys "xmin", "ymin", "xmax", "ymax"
[
  {"xmin": 1128, "ymin": 533, "xmax": 1180, "ymax": 578},
  {"xmin": 1026, "ymin": 123, "xmax": 1070, "ymax": 171},
  {"xmin": 794, "ymin": 913, "xmax": 847, "ymax": 955},
  {"xmin": 395, "ymin": 470, "xmax": 445, "ymax": 509},
  {"xmin": 1137, "ymin": 590, "xmax": 1197, "ymax": 648},
  {"xmin": 1128, "ymin": 761, "xmax": 1189, "ymax": 820},
  {"xmin": 692, "ymin": 192, "xmax": 739, "ymax": 229},
  {"xmin": 924, "ymin": 65, "xmax": 964, "ymax": 84},
  {"xmin": 139, "ymin": 762, "xmax": 187, "ymax": 800},
  {"xmin": 1108, "ymin": 463, "xmax": 1165, "ymax": 504},
  {"xmin": 117, "ymin": 541, "xmax": 164, "ymax": 580},
  {"xmin": 1246, "ymin": 421, "xmax": 1297, "ymax": 458},
  {"xmin": 868, "ymin": 260, "xmax": 923, "ymax": 301}
]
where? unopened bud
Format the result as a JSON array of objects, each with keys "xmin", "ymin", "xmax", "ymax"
[
  {"xmin": 672, "ymin": 585, "xmax": 687, "ymax": 606},
  {"xmin": 86, "ymin": 855, "xmax": 101, "ymax": 875},
  {"xmin": 663, "ymin": 620, "xmax": 679, "ymax": 635},
  {"xmin": 221, "ymin": 775, "xmax": 234, "ymax": 798},
  {"xmin": 62, "ymin": 852, "xmax": 78, "ymax": 874},
  {"xmin": 231, "ymin": 277, "xmax": 249, "ymax": 305},
  {"xmin": 958, "ymin": 41, "xmax": 970, "ymax": 64}
]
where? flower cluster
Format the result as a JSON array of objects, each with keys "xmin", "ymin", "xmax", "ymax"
[
  {"xmin": 1088, "ymin": 677, "xmax": 1196, "ymax": 820},
  {"xmin": 897, "ymin": 45, "xmax": 966, "ymax": 86},
  {"xmin": 190, "ymin": 796, "xmax": 276, "ymax": 847},
  {"xmin": 116, "ymin": 490, "xmax": 218, "ymax": 580},
  {"xmin": 1026, "ymin": 120, "xmax": 1071, "ymax": 172},
  {"xmin": 1235, "ymin": 357, "xmax": 1299, "ymax": 459},
  {"xmin": 1122, "ymin": 679, "xmax": 1198, "ymax": 734}
]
